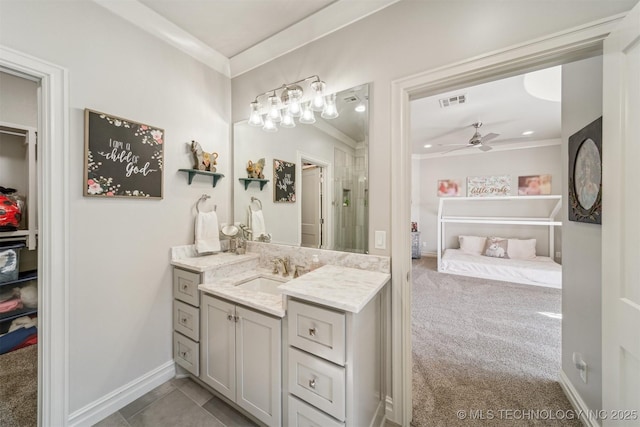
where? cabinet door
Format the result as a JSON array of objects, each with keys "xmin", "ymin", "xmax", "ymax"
[
  {"xmin": 236, "ymin": 306, "xmax": 282, "ymax": 427},
  {"xmin": 200, "ymin": 294, "xmax": 235, "ymax": 401}
]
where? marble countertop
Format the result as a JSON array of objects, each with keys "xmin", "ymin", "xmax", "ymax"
[
  {"xmin": 171, "ymin": 252, "xmax": 260, "ymax": 272},
  {"xmin": 198, "ymin": 268, "xmax": 289, "ymax": 318},
  {"xmin": 278, "ymin": 264, "xmax": 391, "ymax": 313}
]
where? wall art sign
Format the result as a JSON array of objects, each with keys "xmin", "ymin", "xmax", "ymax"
[
  {"xmin": 568, "ymin": 116, "xmax": 602, "ymax": 224},
  {"xmin": 467, "ymin": 175, "xmax": 511, "ymax": 197},
  {"xmin": 518, "ymin": 174, "xmax": 552, "ymax": 195},
  {"xmin": 273, "ymin": 159, "xmax": 295, "ymax": 203},
  {"xmin": 437, "ymin": 179, "xmax": 462, "ymax": 197},
  {"xmin": 84, "ymin": 109, "xmax": 164, "ymax": 198}
]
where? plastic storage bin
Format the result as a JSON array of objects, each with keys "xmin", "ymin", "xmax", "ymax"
[{"xmin": 0, "ymin": 242, "xmax": 24, "ymax": 284}]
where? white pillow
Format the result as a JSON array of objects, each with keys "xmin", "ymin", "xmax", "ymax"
[
  {"xmin": 507, "ymin": 238, "xmax": 537, "ymax": 259},
  {"xmin": 458, "ymin": 235, "xmax": 487, "ymax": 255}
]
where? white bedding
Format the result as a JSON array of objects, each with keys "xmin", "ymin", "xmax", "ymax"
[{"xmin": 439, "ymin": 249, "xmax": 562, "ymax": 288}]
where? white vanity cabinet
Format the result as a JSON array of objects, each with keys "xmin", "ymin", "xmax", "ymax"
[
  {"xmin": 200, "ymin": 293, "xmax": 282, "ymax": 427},
  {"xmin": 172, "ymin": 268, "xmax": 202, "ymax": 376},
  {"xmin": 285, "ymin": 293, "xmax": 384, "ymax": 427}
]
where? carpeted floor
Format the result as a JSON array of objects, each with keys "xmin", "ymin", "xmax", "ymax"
[
  {"xmin": 411, "ymin": 257, "xmax": 579, "ymax": 426},
  {"xmin": 0, "ymin": 344, "xmax": 37, "ymax": 427}
]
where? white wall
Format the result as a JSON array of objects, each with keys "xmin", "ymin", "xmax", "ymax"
[
  {"xmin": 414, "ymin": 144, "xmax": 562, "ymax": 256},
  {"xmin": 231, "ymin": 0, "xmax": 636, "ymax": 257},
  {"xmin": 0, "ymin": 71, "xmax": 38, "ymax": 126},
  {"xmin": 0, "ymin": 0, "xmax": 232, "ymax": 414},
  {"xmin": 561, "ymin": 55, "xmax": 603, "ymax": 413}
]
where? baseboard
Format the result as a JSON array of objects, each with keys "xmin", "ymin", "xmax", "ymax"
[
  {"xmin": 421, "ymin": 251, "xmax": 437, "ymax": 257},
  {"xmin": 558, "ymin": 370, "xmax": 601, "ymax": 427},
  {"xmin": 68, "ymin": 360, "xmax": 176, "ymax": 427},
  {"xmin": 371, "ymin": 400, "xmax": 386, "ymax": 427}
]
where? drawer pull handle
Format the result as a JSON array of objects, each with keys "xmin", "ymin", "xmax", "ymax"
[
  {"xmin": 182, "ymin": 284, "xmax": 188, "ymax": 291},
  {"xmin": 181, "ymin": 317, "xmax": 188, "ymax": 324},
  {"xmin": 227, "ymin": 314, "xmax": 233, "ymax": 321},
  {"xmin": 180, "ymin": 351, "xmax": 187, "ymax": 358},
  {"xmin": 308, "ymin": 328, "xmax": 317, "ymax": 337},
  {"xmin": 309, "ymin": 378, "xmax": 317, "ymax": 389}
]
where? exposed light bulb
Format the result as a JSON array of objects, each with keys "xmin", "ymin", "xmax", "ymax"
[
  {"xmin": 281, "ymin": 110, "xmax": 296, "ymax": 128},
  {"xmin": 248, "ymin": 101, "xmax": 263, "ymax": 127},
  {"xmin": 299, "ymin": 102, "xmax": 316, "ymax": 124},
  {"xmin": 321, "ymin": 93, "xmax": 339, "ymax": 119},
  {"xmin": 310, "ymin": 80, "xmax": 326, "ymax": 112},
  {"xmin": 267, "ymin": 95, "xmax": 282, "ymax": 122},
  {"xmin": 355, "ymin": 102, "xmax": 366, "ymax": 113},
  {"xmin": 262, "ymin": 115, "xmax": 277, "ymax": 132}
]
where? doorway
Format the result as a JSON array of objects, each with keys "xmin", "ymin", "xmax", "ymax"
[
  {"xmin": 301, "ymin": 162, "xmax": 325, "ymax": 248},
  {"xmin": 389, "ymin": 18, "xmax": 622, "ymax": 426}
]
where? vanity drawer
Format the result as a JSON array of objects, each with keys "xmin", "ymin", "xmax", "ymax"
[
  {"xmin": 173, "ymin": 268, "xmax": 201, "ymax": 307},
  {"xmin": 288, "ymin": 299, "xmax": 345, "ymax": 365},
  {"xmin": 174, "ymin": 300, "xmax": 200, "ymax": 341},
  {"xmin": 288, "ymin": 347, "xmax": 345, "ymax": 421},
  {"xmin": 174, "ymin": 332, "xmax": 199, "ymax": 376},
  {"xmin": 288, "ymin": 395, "xmax": 344, "ymax": 427}
]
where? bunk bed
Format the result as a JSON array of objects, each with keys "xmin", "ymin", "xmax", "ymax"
[{"xmin": 437, "ymin": 195, "xmax": 562, "ymax": 288}]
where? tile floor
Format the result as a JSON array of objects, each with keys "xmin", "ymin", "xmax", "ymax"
[{"xmin": 93, "ymin": 377, "xmax": 257, "ymax": 427}]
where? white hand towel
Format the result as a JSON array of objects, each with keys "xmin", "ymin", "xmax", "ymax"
[
  {"xmin": 250, "ymin": 209, "xmax": 266, "ymax": 239},
  {"xmin": 195, "ymin": 210, "xmax": 221, "ymax": 254}
]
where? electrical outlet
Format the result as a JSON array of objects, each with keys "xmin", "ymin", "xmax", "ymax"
[
  {"xmin": 573, "ymin": 352, "xmax": 588, "ymax": 383},
  {"xmin": 374, "ymin": 231, "xmax": 386, "ymax": 249}
]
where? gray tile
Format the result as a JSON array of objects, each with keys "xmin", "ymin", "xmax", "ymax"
[
  {"xmin": 120, "ymin": 380, "xmax": 177, "ymax": 420},
  {"xmin": 173, "ymin": 378, "xmax": 214, "ymax": 406},
  {"xmin": 202, "ymin": 395, "xmax": 258, "ymax": 427},
  {"xmin": 93, "ymin": 411, "xmax": 130, "ymax": 427},
  {"xmin": 128, "ymin": 389, "xmax": 224, "ymax": 427}
]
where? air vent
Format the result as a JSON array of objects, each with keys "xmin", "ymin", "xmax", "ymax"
[
  {"xmin": 439, "ymin": 94, "xmax": 467, "ymax": 108},
  {"xmin": 343, "ymin": 95, "xmax": 358, "ymax": 103}
]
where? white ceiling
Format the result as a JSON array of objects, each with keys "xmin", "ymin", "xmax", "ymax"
[
  {"xmin": 139, "ymin": 0, "xmax": 336, "ymax": 58},
  {"xmin": 95, "ymin": 0, "xmax": 401, "ymax": 77},
  {"xmin": 411, "ymin": 66, "xmax": 562, "ymax": 157}
]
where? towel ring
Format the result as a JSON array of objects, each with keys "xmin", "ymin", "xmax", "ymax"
[
  {"xmin": 196, "ymin": 194, "xmax": 216, "ymax": 214},
  {"xmin": 250, "ymin": 196, "xmax": 262, "ymax": 211}
]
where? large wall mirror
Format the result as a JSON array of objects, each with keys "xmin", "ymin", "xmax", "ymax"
[{"xmin": 233, "ymin": 83, "xmax": 369, "ymax": 253}]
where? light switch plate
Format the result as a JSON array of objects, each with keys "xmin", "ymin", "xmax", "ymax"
[{"xmin": 375, "ymin": 231, "xmax": 386, "ymax": 249}]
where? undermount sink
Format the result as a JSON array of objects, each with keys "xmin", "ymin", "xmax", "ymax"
[{"xmin": 236, "ymin": 277, "xmax": 285, "ymax": 295}]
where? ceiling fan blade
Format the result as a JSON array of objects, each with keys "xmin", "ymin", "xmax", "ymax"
[
  {"xmin": 480, "ymin": 132, "xmax": 500, "ymax": 143},
  {"xmin": 441, "ymin": 145, "xmax": 472, "ymax": 154},
  {"xmin": 478, "ymin": 145, "xmax": 493, "ymax": 152}
]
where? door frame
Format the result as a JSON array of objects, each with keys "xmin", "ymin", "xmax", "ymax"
[
  {"xmin": 0, "ymin": 46, "xmax": 70, "ymax": 426},
  {"xmin": 389, "ymin": 14, "xmax": 626, "ymax": 425},
  {"xmin": 297, "ymin": 151, "xmax": 331, "ymax": 249}
]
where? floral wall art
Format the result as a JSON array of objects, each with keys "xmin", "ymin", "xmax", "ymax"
[
  {"xmin": 84, "ymin": 109, "xmax": 164, "ymax": 198},
  {"xmin": 273, "ymin": 159, "xmax": 296, "ymax": 202}
]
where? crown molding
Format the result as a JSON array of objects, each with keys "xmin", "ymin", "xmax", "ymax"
[
  {"xmin": 229, "ymin": 0, "xmax": 401, "ymax": 77},
  {"xmin": 93, "ymin": 0, "xmax": 231, "ymax": 77}
]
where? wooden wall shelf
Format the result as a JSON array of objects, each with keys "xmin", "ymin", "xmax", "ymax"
[
  {"xmin": 238, "ymin": 178, "xmax": 269, "ymax": 191},
  {"xmin": 178, "ymin": 169, "xmax": 224, "ymax": 187}
]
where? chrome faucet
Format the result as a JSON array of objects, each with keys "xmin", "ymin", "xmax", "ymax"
[{"xmin": 272, "ymin": 257, "xmax": 290, "ymax": 276}]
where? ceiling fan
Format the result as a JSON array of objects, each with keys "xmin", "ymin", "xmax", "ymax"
[{"xmin": 441, "ymin": 121, "xmax": 500, "ymax": 154}]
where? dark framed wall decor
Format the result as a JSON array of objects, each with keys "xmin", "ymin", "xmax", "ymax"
[
  {"xmin": 273, "ymin": 159, "xmax": 295, "ymax": 202},
  {"xmin": 84, "ymin": 109, "xmax": 164, "ymax": 198},
  {"xmin": 568, "ymin": 116, "xmax": 602, "ymax": 224}
]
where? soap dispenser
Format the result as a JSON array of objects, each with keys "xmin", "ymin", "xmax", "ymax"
[{"xmin": 310, "ymin": 254, "xmax": 321, "ymax": 271}]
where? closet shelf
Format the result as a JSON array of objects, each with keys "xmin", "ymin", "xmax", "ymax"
[
  {"xmin": 178, "ymin": 169, "xmax": 224, "ymax": 187},
  {"xmin": 238, "ymin": 178, "xmax": 269, "ymax": 191},
  {"xmin": 0, "ymin": 270, "xmax": 37, "ymax": 289},
  {"xmin": 0, "ymin": 308, "xmax": 38, "ymax": 324}
]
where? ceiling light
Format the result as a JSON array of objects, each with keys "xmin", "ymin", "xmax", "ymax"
[
  {"xmin": 523, "ymin": 66, "xmax": 561, "ymax": 102},
  {"xmin": 248, "ymin": 76, "xmax": 336, "ymax": 132},
  {"xmin": 522, "ymin": 130, "xmax": 534, "ymax": 136},
  {"xmin": 424, "ymin": 144, "xmax": 432, "ymax": 148},
  {"xmin": 355, "ymin": 101, "xmax": 366, "ymax": 113}
]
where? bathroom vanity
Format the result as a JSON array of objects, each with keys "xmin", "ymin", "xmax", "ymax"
[{"xmin": 170, "ymin": 243, "xmax": 390, "ymax": 427}]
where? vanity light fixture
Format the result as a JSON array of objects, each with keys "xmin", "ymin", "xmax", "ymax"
[{"xmin": 248, "ymin": 75, "xmax": 337, "ymax": 131}]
